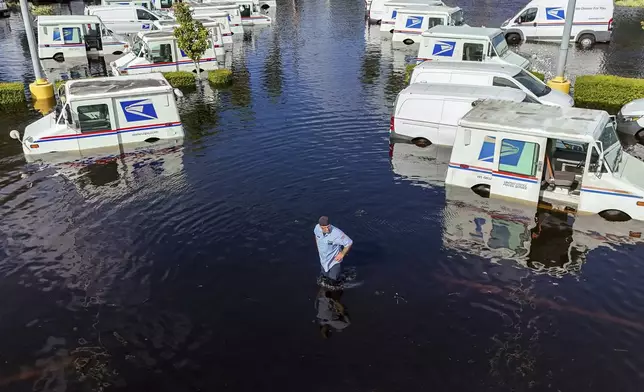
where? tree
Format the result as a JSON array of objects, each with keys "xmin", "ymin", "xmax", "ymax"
[{"xmin": 173, "ymin": 2, "xmax": 209, "ymax": 76}]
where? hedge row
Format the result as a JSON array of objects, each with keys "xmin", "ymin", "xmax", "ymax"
[
  {"xmin": 208, "ymin": 69, "xmax": 233, "ymax": 86},
  {"xmin": 0, "ymin": 82, "xmax": 26, "ymax": 105},
  {"xmin": 574, "ymin": 75, "xmax": 644, "ymax": 114},
  {"xmin": 530, "ymin": 71, "xmax": 545, "ymax": 82},
  {"xmin": 162, "ymin": 71, "xmax": 196, "ymax": 88}
]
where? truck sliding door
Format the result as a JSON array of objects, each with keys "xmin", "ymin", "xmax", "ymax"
[{"xmin": 489, "ymin": 134, "xmax": 545, "ymax": 205}]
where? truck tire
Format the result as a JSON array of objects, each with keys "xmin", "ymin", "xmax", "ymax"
[
  {"xmin": 53, "ymin": 53, "xmax": 65, "ymax": 62},
  {"xmin": 411, "ymin": 137, "xmax": 431, "ymax": 147},
  {"xmin": 112, "ymin": 51, "xmax": 123, "ymax": 55},
  {"xmin": 471, "ymin": 184, "xmax": 490, "ymax": 198},
  {"xmin": 636, "ymin": 129, "xmax": 644, "ymax": 143},
  {"xmin": 599, "ymin": 209, "xmax": 631, "ymax": 222},
  {"xmin": 578, "ymin": 34, "xmax": 596, "ymax": 49},
  {"xmin": 505, "ymin": 33, "xmax": 521, "ymax": 45},
  {"xmin": 403, "ymin": 38, "xmax": 415, "ymax": 45}
]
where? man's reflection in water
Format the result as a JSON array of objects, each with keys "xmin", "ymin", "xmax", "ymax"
[{"xmin": 315, "ymin": 288, "xmax": 351, "ymax": 339}]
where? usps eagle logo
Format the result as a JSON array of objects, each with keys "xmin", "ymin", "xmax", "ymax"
[
  {"xmin": 405, "ymin": 15, "xmax": 424, "ymax": 28},
  {"xmin": 546, "ymin": 7, "xmax": 565, "ymax": 20},
  {"xmin": 120, "ymin": 99, "xmax": 158, "ymax": 122},
  {"xmin": 432, "ymin": 40, "xmax": 456, "ymax": 56}
]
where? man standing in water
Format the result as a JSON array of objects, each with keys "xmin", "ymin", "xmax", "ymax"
[{"xmin": 314, "ymin": 216, "xmax": 353, "ymax": 288}]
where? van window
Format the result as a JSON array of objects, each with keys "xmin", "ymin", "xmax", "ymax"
[
  {"xmin": 493, "ymin": 76, "xmax": 520, "ymax": 90},
  {"xmin": 137, "ymin": 8, "xmax": 157, "ymax": 20},
  {"xmin": 148, "ymin": 42, "xmax": 173, "ymax": 63},
  {"xmin": 499, "ymin": 139, "xmax": 540, "ymax": 177},
  {"xmin": 450, "ymin": 10, "xmax": 464, "ymax": 26},
  {"xmin": 513, "ymin": 69, "xmax": 551, "ymax": 97},
  {"xmin": 63, "ymin": 27, "xmax": 82, "ymax": 44},
  {"xmin": 240, "ymin": 4, "xmax": 251, "ymax": 17},
  {"xmin": 462, "ymin": 43, "xmax": 484, "ymax": 61},
  {"xmin": 490, "ymin": 33, "xmax": 508, "ymax": 57},
  {"xmin": 427, "ymin": 17, "xmax": 444, "ymax": 28},
  {"xmin": 160, "ymin": 0, "xmax": 172, "ymax": 8},
  {"xmin": 52, "ymin": 27, "xmax": 61, "ymax": 41},
  {"xmin": 589, "ymin": 146, "xmax": 608, "ymax": 173},
  {"xmin": 517, "ymin": 7, "xmax": 537, "ymax": 24},
  {"xmin": 77, "ymin": 104, "xmax": 111, "ymax": 133}
]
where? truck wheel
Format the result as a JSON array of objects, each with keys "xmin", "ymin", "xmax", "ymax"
[
  {"xmin": 635, "ymin": 129, "xmax": 644, "ymax": 143},
  {"xmin": 411, "ymin": 137, "xmax": 431, "ymax": 147},
  {"xmin": 578, "ymin": 34, "xmax": 595, "ymax": 49},
  {"xmin": 403, "ymin": 38, "xmax": 415, "ymax": 45},
  {"xmin": 471, "ymin": 184, "xmax": 490, "ymax": 198},
  {"xmin": 505, "ymin": 33, "xmax": 521, "ymax": 45},
  {"xmin": 112, "ymin": 51, "xmax": 123, "ymax": 55},
  {"xmin": 599, "ymin": 209, "xmax": 631, "ymax": 222},
  {"xmin": 53, "ymin": 53, "xmax": 64, "ymax": 62}
]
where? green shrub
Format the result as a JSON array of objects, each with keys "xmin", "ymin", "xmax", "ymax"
[
  {"xmin": 162, "ymin": 71, "xmax": 196, "ymax": 89},
  {"xmin": 208, "ymin": 69, "xmax": 233, "ymax": 86},
  {"xmin": 404, "ymin": 63, "xmax": 417, "ymax": 84},
  {"xmin": 530, "ymin": 71, "xmax": 545, "ymax": 82},
  {"xmin": 574, "ymin": 75, "xmax": 644, "ymax": 114},
  {"xmin": 6, "ymin": 1, "xmax": 19, "ymax": 11},
  {"xmin": 29, "ymin": 4, "xmax": 54, "ymax": 15},
  {"xmin": 0, "ymin": 82, "xmax": 26, "ymax": 105},
  {"xmin": 615, "ymin": 0, "xmax": 644, "ymax": 6}
]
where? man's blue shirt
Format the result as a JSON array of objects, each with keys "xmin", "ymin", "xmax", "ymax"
[{"xmin": 314, "ymin": 224, "xmax": 353, "ymax": 272}]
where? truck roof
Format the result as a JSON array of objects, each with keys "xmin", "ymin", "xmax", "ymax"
[
  {"xmin": 399, "ymin": 83, "xmax": 526, "ymax": 101},
  {"xmin": 37, "ymin": 15, "xmax": 102, "ymax": 25},
  {"xmin": 66, "ymin": 74, "xmax": 173, "ymax": 100},
  {"xmin": 189, "ymin": 2, "xmax": 237, "ymax": 8},
  {"xmin": 141, "ymin": 31, "xmax": 176, "ymax": 39},
  {"xmin": 414, "ymin": 60, "xmax": 522, "ymax": 76},
  {"xmin": 86, "ymin": 4, "xmax": 147, "ymax": 10},
  {"xmin": 459, "ymin": 100, "xmax": 608, "ymax": 143},
  {"xmin": 423, "ymin": 25, "xmax": 502, "ymax": 39},
  {"xmin": 384, "ymin": 0, "xmax": 444, "ymax": 6},
  {"xmin": 396, "ymin": 5, "xmax": 460, "ymax": 14}
]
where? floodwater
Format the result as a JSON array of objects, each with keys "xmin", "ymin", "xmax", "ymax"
[{"xmin": 1, "ymin": 0, "xmax": 644, "ymax": 391}]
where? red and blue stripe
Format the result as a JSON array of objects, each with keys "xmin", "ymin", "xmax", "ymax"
[{"xmin": 35, "ymin": 122, "xmax": 182, "ymax": 143}]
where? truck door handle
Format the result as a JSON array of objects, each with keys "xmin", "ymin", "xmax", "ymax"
[{"xmin": 533, "ymin": 22, "xmax": 537, "ymax": 27}]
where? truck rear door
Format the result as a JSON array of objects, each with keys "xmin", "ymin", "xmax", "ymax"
[{"xmin": 490, "ymin": 133, "xmax": 546, "ymax": 204}]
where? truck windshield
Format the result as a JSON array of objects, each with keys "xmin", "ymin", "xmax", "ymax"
[
  {"xmin": 450, "ymin": 9, "xmax": 464, "ymax": 26},
  {"xmin": 491, "ymin": 33, "xmax": 508, "ymax": 57},
  {"xmin": 513, "ymin": 69, "xmax": 551, "ymax": 97},
  {"xmin": 599, "ymin": 122, "xmax": 622, "ymax": 173},
  {"xmin": 132, "ymin": 35, "xmax": 144, "ymax": 55}
]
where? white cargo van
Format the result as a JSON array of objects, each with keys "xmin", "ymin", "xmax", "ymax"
[
  {"xmin": 446, "ymin": 100, "xmax": 644, "ymax": 222},
  {"xmin": 390, "ymin": 84, "xmax": 533, "ymax": 146},
  {"xmin": 85, "ymin": 5, "xmax": 172, "ymax": 34},
  {"xmin": 9, "ymin": 74, "xmax": 184, "ymax": 156},
  {"xmin": 417, "ymin": 26, "xmax": 530, "ymax": 69},
  {"xmin": 101, "ymin": 0, "xmax": 173, "ymax": 10},
  {"xmin": 409, "ymin": 62, "xmax": 573, "ymax": 107},
  {"xmin": 392, "ymin": 5, "xmax": 464, "ymax": 44},
  {"xmin": 152, "ymin": 18, "xmax": 226, "ymax": 57},
  {"xmin": 376, "ymin": 0, "xmax": 445, "ymax": 28},
  {"xmin": 111, "ymin": 31, "xmax": 219, "ymax": 75},
  {"xmin": 37, "ymin": 15, "xmax": 128, "ymax": 61},
  {"xmin": 182, "ymin": 3, "xmax": 243, "ymax": 34},
  {"xmin": 501, "ymin": 0, "xmax": 613, "ymax": 48}
]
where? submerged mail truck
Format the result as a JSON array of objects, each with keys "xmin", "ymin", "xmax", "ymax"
[
  {"xmin": 501, "ymin": 0, "xmax": 613, "ymax": 48},
  {"xmin": 392, "ymin": 5, "xmax": 464, "ymax": 44},
  {"xmin": 37, "ymin": 15, "xmax": 128, "ymax": 61},
  {"xmin": 417, "ymin": 26, "xmax": 530, "ymax": 69},
  {"xmin": 10, "ymin": 74, "xmax": 184, "ymax": 157},
  {"xmin": 447, "ymin": 100, "xmax": 644, "ymax": 222},
  {"xmin": 377, "ymin": 0, "xmax": 445, "ymax": 30}
]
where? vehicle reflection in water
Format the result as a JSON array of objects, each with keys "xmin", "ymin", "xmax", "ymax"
[
  {"xmin": 30, "ymin": 137, "xmax": 186, "ymax": 201},
  {"xmin": 390, "ymin": 141, "xmax": 644, "ymax": 276}
]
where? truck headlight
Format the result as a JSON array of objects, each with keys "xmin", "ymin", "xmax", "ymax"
[{"xmin": 623, "ymin": 116, "xmax": 641, "ymax": 122}]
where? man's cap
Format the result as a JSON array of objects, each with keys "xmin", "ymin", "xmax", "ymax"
[{"xmin": 319, "ymin": 216, "xmax": 330, "ymax": 226}]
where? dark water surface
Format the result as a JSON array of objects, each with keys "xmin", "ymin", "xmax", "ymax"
[{"xmin": 2, "ymin": 0, "xmax": 644, "ymax": 391}]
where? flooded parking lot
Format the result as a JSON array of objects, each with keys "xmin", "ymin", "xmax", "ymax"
[{"xmin": 2, "ymin": 0, "xmax": 644, "ymax": 391}]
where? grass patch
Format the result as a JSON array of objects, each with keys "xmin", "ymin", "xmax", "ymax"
[
  {"xmin": 404, "ymin": 63, "xmax": 417, "ymax": 84},
  {"xmin": 530, "ymin": 71, "xmax": 545, "ymax": 81},
  {"xmin": 29, "ymin": 4, "xmax": 54, "ymax": 15},
  {"xmin": 208, "ymin": 69, "xmax": 233, "ymax": 86},
  {"xmin": 162, "ymin": 71, "xmax": 196, "ymax": 89},
  {"xmin": 574, "ymin": 75, "xmax": 644, "ymax": 114},
  {"xmin": 0, "ymin": 82, "xmax": 26, "ymax": 105},
  {"xmin": 615, "ymin": 0, "xmax": 644, "ymax": 6}
]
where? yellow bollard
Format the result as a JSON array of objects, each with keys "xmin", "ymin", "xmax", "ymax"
[
  {"xmin": 546, "ymin": 76, "xmax": 571, "ymax": 95},
  {"xmin": 29, "ymin": 78, "xmax": 55, "ymax": 101}
]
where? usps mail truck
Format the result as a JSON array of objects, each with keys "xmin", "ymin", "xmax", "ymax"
[
  {"xmin": 417, "ymin": 26, "xmax": 530, "ymax": 68},
  {"xmin": 392, "ymin": 5, "xmax": 463, "ymax": 44},
  {"xmin": 375, "ymin": 0, "xmax": 445, "ymax": 28},
  {"xmin": 501, "ymin": 0, "xmax": 613, "ymax": 48}
]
